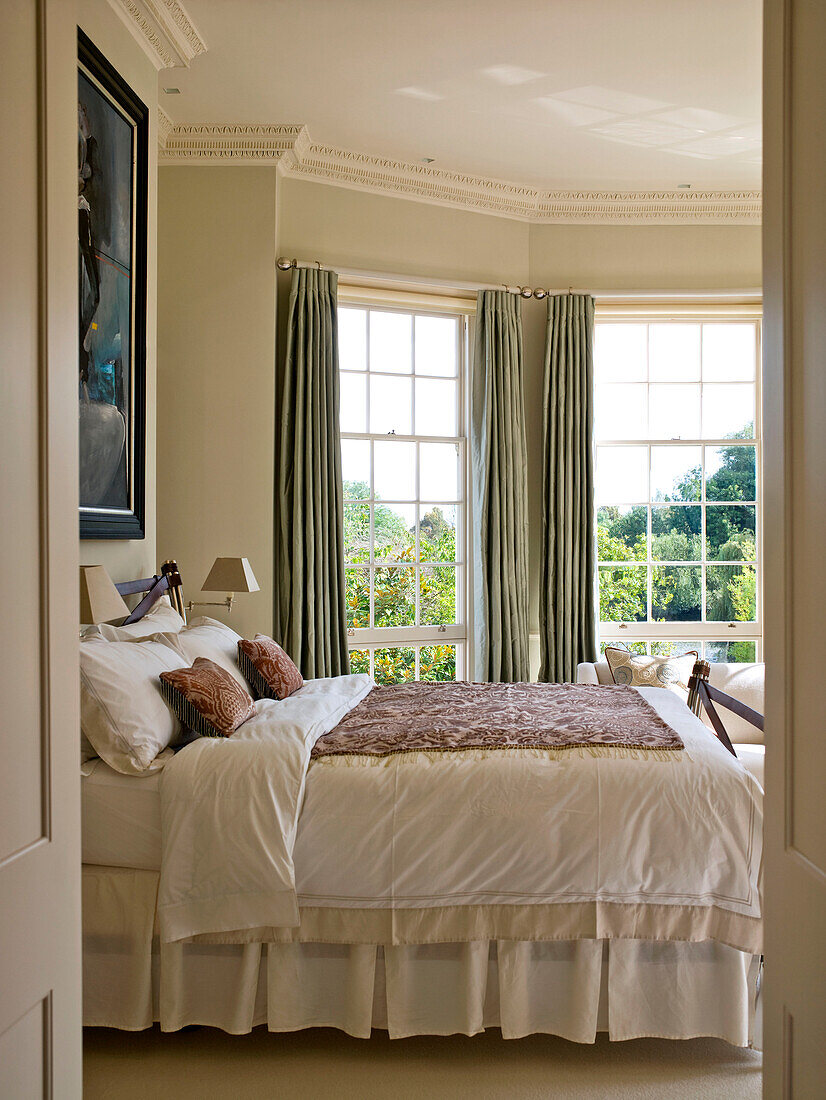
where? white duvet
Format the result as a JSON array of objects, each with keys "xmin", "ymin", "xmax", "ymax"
[{"xmin": 158, "ymin": 677, "xmax": 762, "ymax": 951}]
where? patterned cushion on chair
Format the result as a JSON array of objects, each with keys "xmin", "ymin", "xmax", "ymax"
[
  {"xmin": 160, "ymin": 657, "xmax": 256, "ymax": 738},
  {"xmin": 237, "ymin": 635, "xmax": 304, "ymax": 701},
  {"xmin": 604, "ymin": 647, "xmax": 699, "ymax": 702}
]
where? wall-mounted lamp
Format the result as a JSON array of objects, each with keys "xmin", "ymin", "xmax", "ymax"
[
  {"xmin": 185, "ymin": 557, "xmax": 260, "ymax": 616},
  {"xmin": 79, "ymin": 565, "xmax": 129, "ymax": 633}
]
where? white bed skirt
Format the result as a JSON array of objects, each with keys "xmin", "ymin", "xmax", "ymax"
[{"xmin": 83, "ymin": 866, "xmax": 761, "ymax": 1046}]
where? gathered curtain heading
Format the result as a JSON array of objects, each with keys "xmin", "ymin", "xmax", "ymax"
[{"xmin": 275, "ymin": 267, "xmax": 350, "ymax": 678}]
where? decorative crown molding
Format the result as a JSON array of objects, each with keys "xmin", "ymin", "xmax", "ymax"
[
  {"xmin": 108, "ymin": 0, "xmax": 207, "ymax": 69},
  {"xmin": 158, "ymin": 122, "xmax": 762, "ymax": 225},
  {"xmin": 161, "ymin": 123, "xmax": 305, "ymax": 162}
]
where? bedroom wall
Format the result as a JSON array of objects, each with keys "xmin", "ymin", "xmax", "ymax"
[
  {"xmin": 77, "ymin": 0, "xmax": 159, "ymax": 583},
  {"xmin": 156, "ymin": 170, "xmax": 761, "ymax": 660},
  {"xmin": 156, "ymin": 167, "xmax": 278, "ymax": 641}
]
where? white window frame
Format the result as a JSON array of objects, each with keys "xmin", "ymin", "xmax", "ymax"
[
  {"xmin": 594, "ymin": 304, "xmax": 763, "ymax": 660},
  {"xmin": 337, "ymin": 285, "xmax": 474, "ymax": 679}
]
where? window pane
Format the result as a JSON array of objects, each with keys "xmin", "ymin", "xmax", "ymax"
[
  {"xmin": 599, "ymin": 565, "xmax": 646, "ymax": 622},
  {"xmin": 651, "ymin": 505, "xmax": 701, "ymax": 560},
  {"xmin": 702, "ymin": 324, "xmax": 756, "ymax": 381},
  {"xmin": 649, "ymin": 384, "xmax": 701, "ymax": 440},
  {"xmin": 594, "ymin": 324, "xmax": 647, "ymax": 381},
  {"xmin": 415, "ymin": 315, "xmax": 457, "ymax": 377},
  {"xmin": 419, "ymin": 644, "xmax": 457, "ymax": 681},
  {"xmin": 705, "ymin": 640, "xmax": 757, "ymax": 662},
  {"xmin": 420, "ymin": 442, "xmax": 459, "ymax": 501},
  {"xmin": 370, "ymin": 311, "xmax": 412, "ymax": 373},
  {"xmin": 418, "ymin": 504, "xmax": 457, "ymax": 562},
  {"xmin": 348, "ymin": 648, "xmax": 370, "ymax": 675},
  {"xmin": 705, "ymin": 445, "xmax": 756, "ymax": 501},
  {"xmin": 343, "ymin": 502, "xmax": 371, "ymax": 562},
  {"xmin": 345, "ymin": 568, "xmax": 369, "ymax": 629},
  {"xmin": 596, "ymin": 446, "xmax": 648, "ymax": 504},
  {"xmin": 373, "ymin": 502, "xmax": 415, "ymax": 562},
  {"xmin": 649, "ymin": 324, "xmax": 700, "ymax": 382},
  {"xmin": 373, "ymin": 646, "xmax": 416, "ymax": 684},
  {"xmin": 706, "ymin": 564, "xmax": 757, "ymax": 621},
  {"xmin": 341, "ymin": 439, "xmax": 370, "ymax": 498},
  {"xmin": 595, "ymin": 383, "xmax": 647, "ymax": 440},
  {"xmin": 597, "ymin": 506, "xmax": 647, "ymax": 561},
  {"xmin": 706, "ymin": 505, "xmax": 756, "ymax": 561},
  {"xmin": 650, "ymin": 445, "xmax": 702, "ymax": 502},
  {"xmin": 420, "ymin": 565, "xmax": 457, "ymax": 626},
  {"xmin": 374, "ymin": 566, "xmax": 416, "ymax": 627},
  {"xmin": 600, "ymin": 640, "xmax": 648, "ymax": 656},
  {"xmin": 374, "ymin": 440, "xmax": 416, "ymax": 500},
  {"xmin": 370, "ymin": 375, "xmax": 412, "ymax": 435},
  {"xmin": 652, "ymin": 565, "xmax": 701, "ymax": 621},
  {"xmin": 338, "ymin": 308, "xmax": 367, "ymax": 371},
  {"xmin": 702, "ymin": 384, "xmax": 755, "ymax": 439},
  {"xmin": 650, "ymin": 640, "xmax": 698, "ymax": 657},
  {"xmin": 340, "ymin": 373, "xmax": 367, "ymax": 433},
  {"xmin": 415, "ymin": 378, "xmax": 457, "ymax": 436}
]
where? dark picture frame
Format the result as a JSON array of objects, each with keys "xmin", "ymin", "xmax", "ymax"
[{"xmin": 78, "ymin": 29, "xmax": 148, "ymax": 539}]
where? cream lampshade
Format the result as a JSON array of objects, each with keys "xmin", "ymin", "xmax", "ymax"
[
  {"xmin": 202, "ymin": 557, "xmax": 260, "ymax": 594},
  {"xmin": 186, "ymin": 557, "xmax": 260, "ymax": 616},
  {"xmin": 79, "ymin": 565, "xmax": 129, "ymax": 625}
]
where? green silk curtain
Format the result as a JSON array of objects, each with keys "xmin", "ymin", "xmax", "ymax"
[
  {"xmin": 275, "ymin": 268, "xmax": 350, "ymax": 678},
  {"xmin": 539, "ymin": 294, "xmax": 597, "ymax": 683},
  {"xmin": 471, "ymin": 290, "xmax": 530, "ymax": 682}
]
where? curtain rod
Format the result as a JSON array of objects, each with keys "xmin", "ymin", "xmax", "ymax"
[{"xmin": 276, "ymin": 257, "xmax": 761, "ymax": 303}]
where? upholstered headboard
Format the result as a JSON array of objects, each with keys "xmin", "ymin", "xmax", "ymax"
[{"xmin": 115, "ymin": 559, "xmax": 186, "ymax": 625}]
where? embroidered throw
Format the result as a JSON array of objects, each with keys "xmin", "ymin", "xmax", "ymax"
[
  {"xmin": 160, "ymin": 657, "xmax": 256, "ymax": 738},
  {"xmin": 238, "ymin": 635, "xmax": 304, "ymax": 700},
  {"xmin": 311, "ymin": 681, "xmax": 683, "ymax": 759}
]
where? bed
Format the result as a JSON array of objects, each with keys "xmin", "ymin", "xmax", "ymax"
[{"xmin": 80, "ymin": 566, "xmax": 763, "ymax": 1046}]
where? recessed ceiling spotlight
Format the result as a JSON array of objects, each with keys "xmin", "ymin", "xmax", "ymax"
[
  {"xmin": 163, "ymin": 87, "xmax": 181, "ymax": 94},
  {"xmin": 421, "ymin": 157, "xmax": 435, "ymax": 164}
]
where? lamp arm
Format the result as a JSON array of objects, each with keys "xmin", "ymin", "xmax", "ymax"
[{"xmin": 185, "ymin": 593, "xmax": 235, "ymax": 614}]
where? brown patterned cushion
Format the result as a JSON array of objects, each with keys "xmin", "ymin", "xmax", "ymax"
[
  {"xmin": 237, "ymin": 635, "xmax": 304, "ymax": 701},
  {"xmin": 159, "ymin": 657, "xmax": 256, "ymax": 738}
]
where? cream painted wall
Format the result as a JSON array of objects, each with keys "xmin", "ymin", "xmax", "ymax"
[
  {"xmin": 157, "ymin": 171, "xmax": 761, "ymax": 650},
  {"xmin": 157, "ymin": 167, "xmax": 277, "ymax": 640},
  {"xmin": 77, "ymin": 0, "xmax": 159, "ymax": 584}
]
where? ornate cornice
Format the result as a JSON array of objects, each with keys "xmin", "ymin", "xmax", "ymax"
[
  {"xmin": 108, "ymin": 0, "xmax": 207, "ymax": 69},
  {"xmin": 161, "ymin": 123, "xmax": 304, "ymax": 162},
  {"xmin": 158, "ymin": 122, "xmax": 762, "ymax": 224}
]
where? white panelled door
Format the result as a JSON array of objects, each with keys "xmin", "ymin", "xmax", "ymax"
[
  {"xmin": 0, "ymin": 1, "xmax": 82, "ymax": 1095},
  {"xmin": 763, "ymin": 0, "xmax": 826, "ymax": 1095}
]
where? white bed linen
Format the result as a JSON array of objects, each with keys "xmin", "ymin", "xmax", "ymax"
[
  {"xmin": 156, "ymin": 680, "xmax": 761, "ymax": 951},
  {"xmin": 82, "ymin": 759, "xmax": 162, "ymax": 870},
  {"xmin": 82, "ymin": 865, "xmax": 760, "ymax": 1046},
  {"xmin": 158, "ymin": 674, "xmax": 373, "ymax": 942}
]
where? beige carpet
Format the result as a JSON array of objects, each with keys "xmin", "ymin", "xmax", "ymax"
[{"xmin": 84, "ymin": 1027, "xmax": 761, "ymax": 1100}]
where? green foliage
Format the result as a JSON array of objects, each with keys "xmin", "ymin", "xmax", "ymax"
[
  {"xmin": 598, "ymin": 427, "xmax": 758, "ymax": 650},
  {"xmin": 343, "ymin": 481, "xmax": 457, "ymax": 682}
]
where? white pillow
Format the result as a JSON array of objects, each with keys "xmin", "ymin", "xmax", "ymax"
[
  {"xmin": 93, "ymin": 596, "xmax": 185, "ymax": 641},
  {"xmin": 158, "ymin": 616, "xmax": 248, "ymax": 690},
  {"xmin": 79, "ymin": 635, "xmax": 185, "ymax": 775}
]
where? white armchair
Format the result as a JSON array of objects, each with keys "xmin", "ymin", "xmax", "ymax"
[{"xmin": 576, "ymin": 660, "xmax": 765, "ymax": 787}]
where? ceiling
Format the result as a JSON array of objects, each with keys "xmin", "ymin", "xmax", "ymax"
[{"xmin": 161, "ymin": 0, "xmax": 762, "ymax": 192}]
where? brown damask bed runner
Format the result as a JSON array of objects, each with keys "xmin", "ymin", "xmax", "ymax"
[{"xmin": 311, "ymin": 682, "xmax": 683, "ymax": 758}]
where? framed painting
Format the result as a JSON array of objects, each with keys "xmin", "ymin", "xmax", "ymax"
[{"xmin": 78, "ymin": 30, "xmax": 148, "ymax": 539}]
